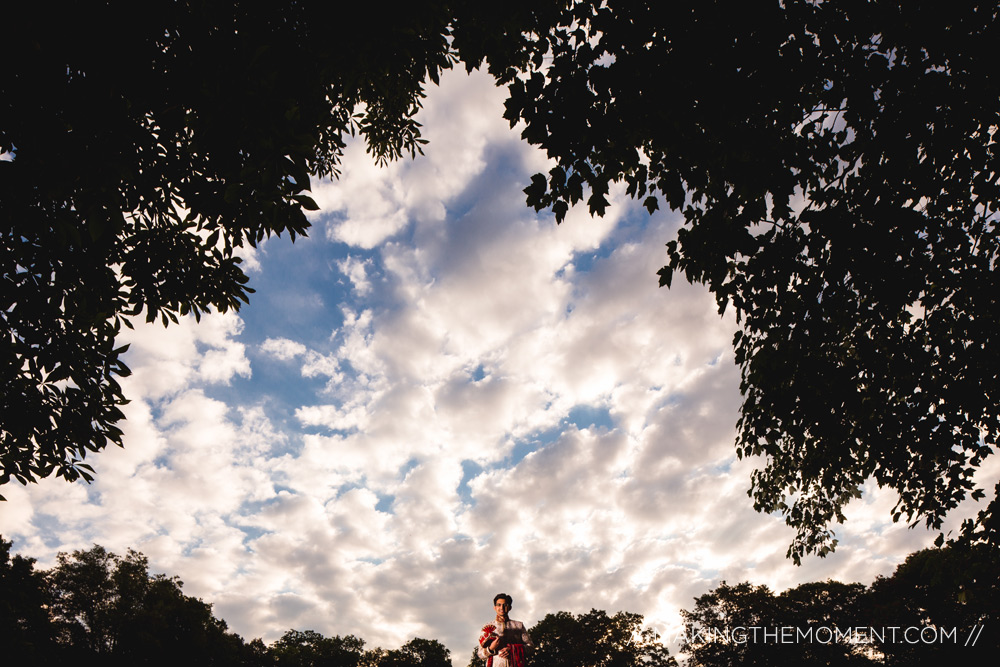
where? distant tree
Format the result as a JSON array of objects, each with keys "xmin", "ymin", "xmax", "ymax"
[
  {"xmin": 466, "ymin": 646, "xmax": 487, "ymax": 667},
  {"xmin": 0, "ymin": 536, "xmax": 55, "ymax": 663},
  {"xmin": 46, "ymin": 545, "xmax": 121, "ymax": 654},
  {"xmin": 529, "ymin": 609, "xmax": 676, "ymax": 667},
  {"xmin": 45, "ymin": 544, "xmax": 247, "ymax": 665},
  {"xmin": 271, "ymin": 629, "xmax": 366, "ymax": 667},
  {"xmin": 868, "ymin": 545, "xmax": 999, "ymax": 666},
  {"xmin": 682, "ymin": 580, "xmax": 875, "ymax": 667},
  {"xmin": 395, "ymin": 637, "xmax": 453, "ymax": 667},
  {"xmin": 249, "ymin": 637, "xmax": 279, "ymax": 667},
  {"xmin": 364, "ymin": 637, "xmax": 451, "ymax": 667},
  {"xmin": 778, "ymin": 581, "xmax": 873, "ymax": 666},
  {"xmin": 681, "ymin": 582, "xmax": 784, "ymax": 667}
]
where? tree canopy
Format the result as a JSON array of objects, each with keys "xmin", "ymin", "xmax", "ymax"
[
  {"xmin": 363, "ymin": 637, "xmax": 453, "ymax": 667},
  {"xmin": 3, "ymin": 1, "xmax": 1000, "ymax": 560},
  {"xmin": 270, "ymin": 629, "xmax": 366, "ymax": 667},
  {"xmin": 526, "ymin": 609, "xmax": 675, "ymax": 667},
  {"xmin": 867, "ymin": 544, "xmax": 999, "ymax": 666},
  {"xmin": 0, "ymin": 537, "xmax": 454, "ymax": 667},
  {"xmin": 682, "ymin": 580, "xmax": 872, "ymax": 666},
  {"xmin": 499, "ymin": 0, "xmax": 1000, "ymax": 560},
  {"xmin": 5, "ymin": 539, "xmax": 251, "ymax": 665},
  {"xmin": 681, "ymin": 544, "xmax": 998, "ymax": 666},
  {"xmin": 1, "ymin": 536, "xmax": 54, "ymax": 663},
  {"xmin": 1, "ymin": 0, "xmax": 454, "ymax": 492}
]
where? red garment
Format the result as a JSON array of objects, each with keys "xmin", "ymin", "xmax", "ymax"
[
  {"xmin": 485, "ymin": 643, "xmax": 525, "ymax": 667},
  {"xmin": 479, "ymin": 620, "xmax": 532, "ymax": 667}
]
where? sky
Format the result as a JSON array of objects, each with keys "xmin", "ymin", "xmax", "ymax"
[{"xmin": 1, "ymin": 67, "xmax": 993, "ymax": 661}]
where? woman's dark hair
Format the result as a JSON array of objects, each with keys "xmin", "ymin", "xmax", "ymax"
[{"xmin": 494, "ymin": 593, "xmax": 513, "ymax": 606}]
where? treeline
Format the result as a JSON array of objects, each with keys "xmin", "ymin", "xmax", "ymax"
[
  {"xmin": 3, "ymin": 536, "xmax": 997, "ymax": 667},
  {"xmin": 0, "ymin": 537, "xmax": 451, "ymax": 667},
  {"xmin": 681, "ymin": 544, "xmax": 998, "ymax": 666}
]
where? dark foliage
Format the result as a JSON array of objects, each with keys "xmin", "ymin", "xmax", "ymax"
[
  {"xmin": 868, "ymin": 544, "xmax": 999, "ymax": 666},
  {"xmin": 46, "ymin": 544, "xmax": 249, "ymax": 666},
  {"xmin": 681, "ymin": 582, "xmax": 790, "ymax": 667},
  {"xmin": 2, "ymin": 538, "xmax": 457, "ymax": 667},
  {"xmin": 466, "ymin": 646, "xmax": 487, "ymax": 667},
  {"xmin": 501, "ymin": 0, "xmax": 1000, "ymax": 561},
  {"xmin": 0, "ymin": 0, "xmax": 454, "ymax": 492},
  {"xmin": 271, "ymin": 629, "xmax": 366, "ymax": 667},
  {"xmin": 529, "ymin": 609, "xmax": 676, "ymax": 667},
  {"xmin": 0, "ymin": 536, "xmax": 56, "ymax": 663},
  {"xmin": 365, "ymin": 637, "xmax": 453, "ymax": 667},
  {"xmin": 682, "ymin": 545, "xmax": 998, "ymax": 666}
]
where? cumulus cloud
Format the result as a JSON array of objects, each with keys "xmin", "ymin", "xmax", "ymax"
[
  {"xmin": 313, "ymin": 69, "xmax": 513, "ymax": 249},
  {"xmin": 338, "ymin": 255, "xmax": 375, "ymax": 295},
  {"xmin": 119, "ymin": 311, "xmax": 251, "ymax": 400},
  {"xmin": 261, "ymin": 337, "xmax": 308, "ymax": 361}
]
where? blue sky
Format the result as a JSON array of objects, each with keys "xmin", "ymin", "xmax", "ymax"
[{"xmin": 1, "ymin": 68, "xmax": 990, "ymax": 661}]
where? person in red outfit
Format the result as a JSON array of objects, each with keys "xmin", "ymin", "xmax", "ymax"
[{"xmin": 478, "ymin": 593, "xmax": 534, "ymax": 667}]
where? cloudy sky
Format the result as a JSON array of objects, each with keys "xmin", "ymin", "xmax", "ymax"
[{"xmin": 1, "ymin": 68, "xmax": 991, "ymax": 660}]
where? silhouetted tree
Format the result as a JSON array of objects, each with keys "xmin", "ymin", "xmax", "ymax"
[
  {"xmin": 271, "ymin": 629, "xmax": 366, "ymax": 667},
  {"xmin": 466, "ymin": 646, "xmax": 487, "ymax": 667},
  {"xmin": 529, "ymin": 609, "xmax": 676, "ymax": 667},
  {"xmin": 0, "ymin": 0, "xmax": 457, "ymax": 493},
  {"xmin": 363, "ymin": 638, "xmax": 451, "ymax": 667},
  {"xmin": 778, "ymin": 581, "xmax": 873, "ymax": 666},
  {"xmin": 396, "ymin": 637, "xmax": 453, "ymax": 667},
  {"xmin": 47, "ymin": 544, "xmax": 121, "ymax": 654},
  {"xmin": 362, "ymin": 637, "xmax": 451, "ymax": 667},
  {"xmin": 682, "ymin": 579, "xmax": 878, "ymax": 667},
  {"xmin": 45, "ymin": 544, "xmax": 248, "ymax": 665},
  {"xmin": 249, "ymin": 637, "xmax": 279, "ymax": 667},
  {"xmin": 680, "ymin": 558, "xmax": 1000, "ymax": 667},
  {"xmin": 0, "ymin": 536, "xmax": 56, "ymax": 663},
  {"xmin": 868, "ymin": 545, "xmax": 999, "ymax": 666},
  {"xmin": 681, "ymin": 582, "xmax": 787, "ymax": 667},
  {"xmin": 499, "ymin": 0, "xmax": 1000, "ymax": 560}
]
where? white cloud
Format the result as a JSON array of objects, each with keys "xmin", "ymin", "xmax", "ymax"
[
  {"xmin": 313, "ymin": 69, "xmax": 519, "ymax": 249},
  {"xmin": 261, "ymin": 337, "xmax": 308, "ymax": 361},
  {"xmin": 338, "ymin": 255, "xmax": 374, "ymax": 295},
  {"xmin": 119, "ymin": 311, "xmax": 250, "ymax": 400}
]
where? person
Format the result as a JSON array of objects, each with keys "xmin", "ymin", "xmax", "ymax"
[{"xmin": 478, "ymin": 593, "xmax": 533, "ymax": 667}]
